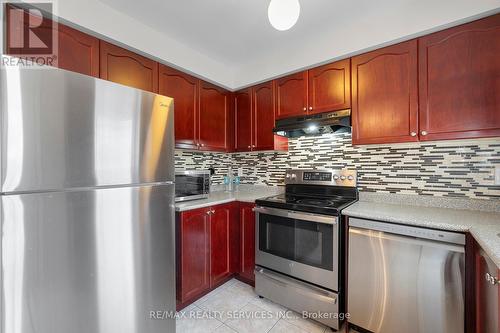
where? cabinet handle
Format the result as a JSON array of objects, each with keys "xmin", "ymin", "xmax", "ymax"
[
  {"xmin": 486, "ymin": 272, "xmax": 499, "ymax": 285},
  {"xmin": 206, "ymin": 211, "xmax": 211, "ymax": 215},
  {"xmin": 211, "ymin": 209, "xmax": 215, "ymax": 214},
  {"xmin": 309, "ymin": 106, "xmax": 313, "ymax": 111},
  {"xmin": 201, "ymin": 143, "xmax": 205, "ymax": 147},
  {"xmin": 421, "ymin": 131, "xmax": 428, "ymax": 136},
  {"xmin": 410, "ymin": 132, "xmax": 417, "ymax": 137},
  {"xmin": 247, "ymin": 145, "xmax": 251, "ymax": 149},
  {"xmin": 303, "ymin": 107, "xmax": 307, "ymax": 111},
  {"xmin": 252, "ymin": 145, "xmax": 255, "ymax": 148}
]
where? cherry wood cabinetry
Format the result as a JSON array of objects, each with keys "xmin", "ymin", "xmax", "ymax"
[
  {"xmin": 177, "ymin": 202, "xmax": 239, "ymax": 308},
  {"xmin": 254, "ymin": 82, "xmax": 285, "ymax": 151},
  {"xmin": 234, "ymin": 88, "xmax": 253, "ymax": 152},
  {"xmin": 177, "ymin": 207, "xmax": 211, "ymax": 305},
  {"xmin": 308, "ymin": 59, "xmax": 351, "ymax": 114},
  {"xmin": 275, "ymin": 61, "xmax": 351, "ymax": 120},
  {"xmin": 275, "ymin": 71, "xmax": 309, "ymax": 119},
  {"xmin": 238, "ymin": 203, "xmax": 256, "ymax": 284},
  {"xmin": 351, "ymin": 40, "xmax": 419, "ymax": 145},
  {"xmin": 5, "ymin": 4, "xmax": 99, "ymax": 77},
  {"xmin": 210, "ymin": 203, "xmax": 238, "ymax": 286},
  {"xmin": 100, "ymin": 41, "xmax": 158, "ymax": 93},
  {"xmin": 199, "ymin": 81, "xmax": 231, "ymax": 152},
  {"xmin": 418, "ymin": 14, "xmax": 500, "ymax": 141},
  {"xmin": 475, "ymin": 246, "xmax": 500, "ymax": 333},
  {"xmin": 235, "ymin": 82, "xmax": 288, "ymax": 152},
  {"xmin": 158, "ymin": 65, "xmax": 199, "ymax": 149}
]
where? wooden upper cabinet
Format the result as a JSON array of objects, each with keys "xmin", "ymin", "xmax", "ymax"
[
  {"xmin": 253, "ymin": 81, "xmax": 277, "ymax": 151},
  {"xmin": 100, "ymin": 41, "xmax": 158, "ymax": 93},
  {"xmin": 235, "ymin": 89, "xmax": 253, "ymax": 152},
  {"xmin": 159, "ymin": 65, "xmax": 198, "ymax": 149},
  {"xmin": 351, "ymin": 40, "xmax": 419, "ymax": 145},
  {"xmin": 199, "ymin": 81, "xmax": 230, "ymax": 151},
  {"xmin": 5, "ymin": 5, "xmax": 99, "ymax": 77},
  {"xmin": 308, "ymin": 59, "xmax": 351, "ymax": 114},
  {"xmin": 418, "ymin": 14, "xmax": 500, "ymax": 141},
  {"xmin": 56, "ymin": 24, "xmax": 99, "ymax": 77},
  {"xmin": 275, "ymin": 71, "xmax": 308, "ymax": 120}
]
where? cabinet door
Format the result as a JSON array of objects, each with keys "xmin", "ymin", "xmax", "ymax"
[
  {"xmin": 275, "ymin": 71, "xmax": 308, "ymax": 120},
  {"xmin": 253, "ymin": 81, "xmax": 277, "ymax": 151},
  {"xmin": 159, "ymin": 65, "xmax": 199, "ymax": 149},
  {"xmin": 210, "ymin": 203, "xmax": 237, "ymax": 287},
  {"xmin": 100, "ymin": 41, "xmax": 158, "ymax": 93},
  {"xmin": 178, "ymin": 208, "xmax": 210, "ymax": 303},
  {"xmin": 419, "ymin": 14, "xmax": 500, "ymax": 141},
  {"xmin": 234, "ymin": 89, "xmax": 253, "ymax": 152},
  {"xmin": 308, "ymin": 59, "xmax": 351, "ymax": 114},
  {"xmin": 475, "ymin": 249, "xmax": 499, "ymax": 333},
  {"xmin": 239, "ymin": 203, "xmax": 256, "ymax": 283},
  {"xmin": 351, "ymin": 40, "xmax": 419, "ymax": 145},
  {"xmin": 199, "ymin": 81, "xmax": 230, "ymax": 151},
  {"xmin": 5, "ymin": 5, "xmax": 99, "ymax": 77}
]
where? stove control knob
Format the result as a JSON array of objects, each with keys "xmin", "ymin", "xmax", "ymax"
[
  {"xmin": 286, "ymin": 174, "xmax": 291, "ymax": 179},
  {"xmin": 340, "ymin": 175, "xmax": 346, "ymax": 180},
  {"xmin": 333, "ymin": 175, "xmax": 339, "ymax": 180},
  {"xmin": 291, "ymin": 174, "xmax": 297, "ymax": 179},
  {"xmin": 347, "ymin": 175, "xmax": 354, "ymax": 181}
]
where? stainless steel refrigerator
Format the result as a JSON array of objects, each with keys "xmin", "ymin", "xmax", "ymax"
[{"xmin": 0, "ymin": 64, "xmax": 176, "ymax": 333}]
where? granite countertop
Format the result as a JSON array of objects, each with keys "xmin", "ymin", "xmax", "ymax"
[
  {"xmin": 343, "ymin": 193, "xmax": 500, "ymax": 268},
  {"xmin": 175, "ymin": 185, "xmax": 284, "ymax": 212}
]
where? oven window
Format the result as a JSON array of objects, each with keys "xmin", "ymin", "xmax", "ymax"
[
  {"xmin": 259, "ymin": 214, "xmax": 333, "ymax": 270},
  {"xmin": 175, "ymin": 175, "xmax": 205, "ymax": 197}
]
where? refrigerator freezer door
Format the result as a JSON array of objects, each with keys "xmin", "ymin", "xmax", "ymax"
[
  {"xmin": 0, "ymin": 66, "xmax": 174, "ymax": 193},
  {"xmin": 1, "ymin": 184, "xmax": 175, "ymax": 333}
]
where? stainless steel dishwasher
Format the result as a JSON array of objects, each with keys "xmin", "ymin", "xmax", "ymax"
[{"xmin": 347, "ymin": 218, "xmax": 465, "ymax": 333}]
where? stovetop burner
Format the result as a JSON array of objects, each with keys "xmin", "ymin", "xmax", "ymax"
[
  {"xmin": 256, "ymin": 193, "xmax": 356, "ymax": 216},
  {"xmin": 255, "ymin": 169, "xmax": 358, "ymax": 216}
]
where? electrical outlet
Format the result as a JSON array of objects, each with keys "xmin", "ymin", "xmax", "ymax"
[{"xmin": 495, "ymin": 166, "xmax": 500, "ymax": 186}]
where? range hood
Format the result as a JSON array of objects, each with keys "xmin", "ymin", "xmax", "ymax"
[{"xmin": 273, "ymin": 109, "xmax": 351, "ymax": 138}]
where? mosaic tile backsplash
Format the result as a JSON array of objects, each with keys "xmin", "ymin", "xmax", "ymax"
[{"xmin": 175, "ymin": 133, "xmax": 500, "ymax": 200}]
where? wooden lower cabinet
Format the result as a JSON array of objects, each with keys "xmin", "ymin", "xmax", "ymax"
[
  {"xmin": 238, "ymin": 202, "xmax": 256, "ymax": 284},
  {"xmin": 210, "ymin": 203, "xmax": 238, "ymax": 286},
  {"xmin": 475, "ymin": 244, "xmax": 500, "ymax": 333},
  {"xmin": 177, "ymin": 202, "xmax": 241, "ymax": 308},
  {"xmin": 177, "ymin": 207, "xmax": 211, "ymax": 306}
]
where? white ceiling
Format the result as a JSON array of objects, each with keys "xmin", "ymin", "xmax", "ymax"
[
  {"xmin": 99, "ymin": 0, "xmax": 353, "ymax": 67},
  {"xmin": 43, "ymin": 0, "xmax": 500, "ymax": 89}
]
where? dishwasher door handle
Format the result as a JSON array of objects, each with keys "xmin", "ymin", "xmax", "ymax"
[{"xmin": 349, "ymin": 227, "xmax": 465, "ymax": 253}]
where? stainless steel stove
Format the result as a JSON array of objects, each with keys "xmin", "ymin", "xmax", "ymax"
[{"xmin": 254, "ymin": 169, "xmax": 358, "ymax": 330}]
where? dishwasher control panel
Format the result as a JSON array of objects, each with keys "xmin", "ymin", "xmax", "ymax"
[{"xmin": 348, "ymin": 217, "xmax": 466, "ymax": 245}]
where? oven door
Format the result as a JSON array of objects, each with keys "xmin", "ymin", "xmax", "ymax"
[{"xmin": 255, "ymin": 206, "xmax": 338, "ymax": 291}]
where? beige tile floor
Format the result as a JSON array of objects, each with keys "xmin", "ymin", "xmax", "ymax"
[{"xmin": 176, "ymin": 278, "xmax": 347, "ymax": 333}]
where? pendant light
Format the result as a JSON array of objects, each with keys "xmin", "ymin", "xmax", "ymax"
[{"xmin": 268, "ymin": 0, "xmax": 301, "ymax": 31}]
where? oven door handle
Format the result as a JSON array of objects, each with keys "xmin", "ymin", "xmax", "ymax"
[{"xmin": 254, "ymin": 206, "xmax": 337, "ymax": 225}]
